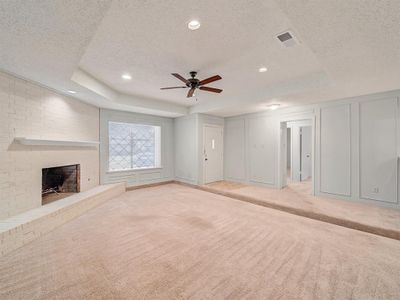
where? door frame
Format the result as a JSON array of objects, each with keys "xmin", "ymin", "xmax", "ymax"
[
  {"xmin": 299, "ymin": 125, "xmax": 312, "ymax": 181},
  {"xmin": 203, "ymin": 124, "xmax": 224, "ymax": 184},
  {"xmin": 278, "ymin": 114, "xmax": 316, "ymax": 195}
]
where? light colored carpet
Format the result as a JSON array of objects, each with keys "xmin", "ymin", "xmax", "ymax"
[
  {"xmin": 1, "ymin": 183, "xmax": 400, "ymax": 299},
  {"xmin": 206, "ymin": 180, "xmax": 247, "ymax": 190},
  {"xmin": 204, "ymin": 180, "xmax": 400, "ymax": 240}
]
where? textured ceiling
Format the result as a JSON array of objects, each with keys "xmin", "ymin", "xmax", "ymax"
[
  {"xmin": 0, "ymin": 0, "xmax": 112, "ymax": 104},
  {"xmin": 276, "ymin": 0, "xmax": 400, "ymax": 97},
  {"xmin": 1, "ymin": 0, "xmax": 400, "ymax": 117},
  {"xmin": 195, "ymin": 0, "xmax": 400, "ymax": 116},
  {"xmin": 79, "ymin": 0, "xmax": 325, "ymax": 108}
]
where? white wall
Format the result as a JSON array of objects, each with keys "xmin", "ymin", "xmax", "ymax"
[
  {"xmin": 174, "ymin": 114, "xmax": 199, "ymax": 184},
  {"xmin": 0, "ymin": 71, "xmax": 100, "ymax": 220},
  {"xmin": 359, "ymin": 97, "xmax": 398, "ymax": 203},
  {"xmin": 224, "ymin": 118, "xmax": 246, "ymax": 182},
  {"xmin": 224, "ymin": 90, "xmax": 400, "ymax": 209},
  {"xmin": 100, "ymin": 109, "xmax": 174, "ymax": 187},
  {"xmin": 319, "ymin": 104, "xmax": 351, "ymax": 196}
]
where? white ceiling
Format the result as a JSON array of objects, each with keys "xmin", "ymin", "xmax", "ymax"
[
  {"xmin": 0, "ymin": 1, "xmax": 111, "ymax": 104},
  {"xmin": 1, "ymin": 0, "xmax": 400, "ymax": 117}
]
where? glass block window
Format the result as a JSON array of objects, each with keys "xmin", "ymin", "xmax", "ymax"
[{"xmin": 108, "ymin": 122, "xmax": 161, "ymax": 171}]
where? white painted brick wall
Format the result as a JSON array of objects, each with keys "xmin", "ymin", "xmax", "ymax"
[
  {"xmin": 0, "ymin": 183, "xmax": 126, "ymax": 257},
  {"xmin": 0, "ymin": 71, "xmax": 100, "ymax": 220}
]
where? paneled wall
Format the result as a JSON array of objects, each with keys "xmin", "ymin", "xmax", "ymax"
[
  {"xmin": 320, "ymin": 104, "xmax": 351, "ymax": 196},
  {"xmin": 224, "ymin": 119, "xmax": 246, "ymax": 182},
  {"xmin": 224, "ymin": 90, "xmax": 400, "ymax": 208},
  {"xmin": 359, "ymin": 97, "xmax": 398, "ymax": 203},
  {"xmin": 100, "ymin": 109, "xmax": 174, "ymax": 187}
]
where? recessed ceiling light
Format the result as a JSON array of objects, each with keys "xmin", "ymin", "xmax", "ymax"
[
  {"xmin": 68, "ymin": 90, "xmax": 76, "ymax": 94},
  {"xmin": 267, "ymin": 104, "xmax": 280, "ymax": 110},
  {"xmin": 259, "ymin": 67, "xmax": 268, "ymax": 73},
  {"xmin": 121, "ymin": 73, "xmax": 132, "ymax": 80},
  {"xmin": 188, "ymin": 20, "xmax": 201, "ymax": 30}
]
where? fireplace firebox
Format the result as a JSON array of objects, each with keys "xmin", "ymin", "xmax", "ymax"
[{"xmin": 42, "ymin": 164, "xmax": 80, "ymax": 205}]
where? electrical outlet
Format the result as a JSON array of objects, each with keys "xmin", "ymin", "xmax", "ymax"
[{"xmin": 372, "ymin": 187, "xmax": 379, "ymax": 193}]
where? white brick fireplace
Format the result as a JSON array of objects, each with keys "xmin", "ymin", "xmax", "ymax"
[{"xmin": 0, "ymin": 71, "xmax": 100, "ymax": 220}]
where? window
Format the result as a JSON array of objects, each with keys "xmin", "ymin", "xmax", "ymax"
[{"xmin": 108, "ymin": 122, "xmax": 161, "ymax": 171}]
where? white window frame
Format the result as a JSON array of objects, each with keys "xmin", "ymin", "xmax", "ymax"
[{"xmin": 108, "ymin": 121, "xmax": 162, "ymax": 172}]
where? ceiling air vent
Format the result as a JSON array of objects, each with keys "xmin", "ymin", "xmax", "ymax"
[{"xmin": 276, "ymin": 31, "xmax": 298, "ymax": 48}]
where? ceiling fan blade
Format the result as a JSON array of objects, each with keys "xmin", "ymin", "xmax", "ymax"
[
  {"xmin": 187, "ymin": 88, "xmax": 195, "ymax": 98},
  {"xmin": 199, "ymin": 86, "xmax": 223, "ymax": 93},
  {"xmin": 199, "ymin": 75, "xmax": 222, "ymax": 86},
  {"xmin": 172, "ymin": 73, "xmax": 190, "ymax": 84},
  {"xmin": 160, "ymin": 86, "xmax": 187, "ymax": 90}
]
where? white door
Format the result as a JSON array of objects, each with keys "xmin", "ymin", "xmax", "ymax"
[
  {"xmin": 280, "ymin": 122, "xmax": 288, "ymax": 188},
  {"xmin": 291, "ymin": 125, "xmax": 301, "ymax": 181},
  {"xmin": 300, "ymin": 126, "xmax": 312, "ymax": 181},
  {"xmin": 204, "ymin": 125, "xmax": 223, "ymax": 184}
]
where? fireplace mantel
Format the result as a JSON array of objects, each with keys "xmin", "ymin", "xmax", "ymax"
[{"xmin": 14, "ymin": 137, "xmax": 99, "ymax": 147}]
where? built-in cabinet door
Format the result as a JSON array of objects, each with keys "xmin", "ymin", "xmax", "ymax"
[
  {"xmin": 360, "ymin": 98, "xmax": 398, "ymax": 203},
  {"xmin": 248, "ymin": 117, "xmax": 275, "ymax": 185}
]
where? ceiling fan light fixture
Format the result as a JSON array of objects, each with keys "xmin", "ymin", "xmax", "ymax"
[
  {"xmin": 188, "ymin": 20, "xmax": 201, "ymax": 30},
  {"xmin": 259, "ymin": 67, "xmax": 268, "ymax": 73},
  {"xmin": 121, "ymin": 73, "xmax": 132, "ymax": 80}
]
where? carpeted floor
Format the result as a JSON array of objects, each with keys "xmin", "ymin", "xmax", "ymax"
[
  {"xmin": 1, "ymin": 183, "xmax": 400, "ymax": 299},
  {"xmin": 204, "ymin": 180, "xmax": 400, "ymax": 240}
]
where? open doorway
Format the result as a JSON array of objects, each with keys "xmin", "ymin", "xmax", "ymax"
[{"xmin": 280, "ymin": 119, "xmax": 314, "ymax": 195}]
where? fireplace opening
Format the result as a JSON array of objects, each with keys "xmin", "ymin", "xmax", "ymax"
[{"xmin": 42, "ymin": 164, "xmax": 80, "ymax": 205}]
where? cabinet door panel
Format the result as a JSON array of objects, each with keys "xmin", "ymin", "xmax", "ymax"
[{"xmin": 248, "ymin": 117, "xmax": 275, "ymax": 185}]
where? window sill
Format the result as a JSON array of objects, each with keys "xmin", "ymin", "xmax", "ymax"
[{"xmin": 106, "ymin": 167, "xmax": 163, "ymax": 174}]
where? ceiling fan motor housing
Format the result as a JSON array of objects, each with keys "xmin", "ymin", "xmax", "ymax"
[
  {"xmin": 187, "ymin": 71, "xmax": 199, "ymax": 88},
  {"xmin": 160, "ymin": 71, "xmax": 222, "ymax": 97}
]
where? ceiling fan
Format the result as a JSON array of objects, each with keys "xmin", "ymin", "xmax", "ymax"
[{"xmin": 160, "ymin": 71, "xmax": 222, "ymax": 98}]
